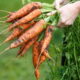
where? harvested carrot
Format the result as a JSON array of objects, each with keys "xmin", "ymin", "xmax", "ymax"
[
  {"xmin": 39, "ymin": 50, "xmax": 52, "ymax": 64},
  {"xmin": 4, "ymin": 21, "xmax": 35, "ymax": 43},
  {"xmin": 35, "ymin": 69, "xmax": 40, "ymax": 80},
  {"xmin": 17, "ymin": 44, "xmax": 26, "ymax": 56},
  {"xmin": 43, "ymin": 50, "xmax": 52, "ymax": 59},
  {"xmin": 4, "ymin": 28, "xmax": 22, "ymax": 42},
  {"xmin": 20, "ymin": 20, "xmax": 36, "ymax": 29},
  {"xmin": 38, "ymin": 41, "xmax": 51, "ymax": 64},
  {"xmin": 33, "ymin": 41, "xmax": 40, "ymax": 68},
  {"xmin": 33, "ymin": 41, "xmax": 40, "ymax": 80},
  {"xmin": 9, "ymin": 19, "xmax": 46, "ymax": 49},
  {"xmin": 9, "ymin": 9, "xmax": 42, "ymax": 30},
  {"xmin": 18, "ymin": 36, "xmax": 38, "ymax": 56},
  {"xmin": 39, "ymin": 54, "xmax": 46, "ymax": 64},
  {"xmin": 33, "ymin": 41, "xmax": 51, "ymax": 80},
  {"xmin": 6, "ymin": 2, "xmax": 42, "ymax": 22},
  {"xmin": 41, "ymin": 25, "xmax": 53, "ymax": 53}
]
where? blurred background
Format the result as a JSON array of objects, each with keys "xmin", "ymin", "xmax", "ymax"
[{"xmin": 0, "ymin": 0, "xmax": 80, "ymax": 80}]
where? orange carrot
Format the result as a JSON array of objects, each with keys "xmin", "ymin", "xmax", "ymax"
[
  {"xmin": 35, "ymin": 69, "xmax": 40, "ymax": 80},
  {"xmin": 9, "ymin": 9, "xmax": 42, "ymax": 30},
  {"xmin": 43, "ymin": 50, "xmax": 51, "ymax": 59},
  {"xmin": 6, "ymin": 2, "xmax": 42, "ymax": 22},
  {"xmin": 33, "ymin": 41, "xmax": 40, "ymax": 68},
  {"xmin": 9, "ymin": 19, "xmax": 46, "ymax": 49},
  {"xmin": 17, "ymin": 44, "xmax": 26, "ymax": 56},
  {"xmin": 33, "ymin": 41, "xmax": 40, "ymax": 80},
  {"xmin": 4, "ymin": 28, "xmax": 22, "ymax": 42},
  {"xmin": 39, "ymin": 54, "xmax": 46, "ymax": 64},
  {"xmin": 18, "ymin": 36, "xmax": 38, "ymax": 56},
  {"xmin": 33, "ymin": 41, "xmax": 51, "ymax": 80},
  {"xmin": 40, "ymin": 40, "xmax": 51, "ymax": 58},
  {"xmin": 41, "ymin": 25, "xmax": 53, "ymax": 53},
  {"xmin": 20, "ymin": 21, "xmax": 36, "ymax": 29},
  {"xmin": 4, "ymin": 21, "xmax": 35, "ymax": 42}
]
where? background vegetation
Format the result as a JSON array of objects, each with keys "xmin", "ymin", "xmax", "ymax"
[{"xmin": 0, "ymin": 0, "xmax": 80, "ymax": 80}]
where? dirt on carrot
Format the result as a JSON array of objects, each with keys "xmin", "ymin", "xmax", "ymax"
[
  {"xmin": 4, "ymin": 21, "xmax": 36, "ymax": 43},
  {"xmin": 9, "ymin": 9, "xmax": 42, "ymax": 30},
  {"xmin": 41, "ymin": 25, "xmax": 53, "ymax": 53},
  {"xmin": 6, "ymin": 2, "xmax": 42, "ymax": 22},
  {"xmin": 9, "ymin": 19, "xmax": 46, "ymax": 49},
  {"xmin": 18, "ymin": 36, "xmax": 38, "ymax": 56}
]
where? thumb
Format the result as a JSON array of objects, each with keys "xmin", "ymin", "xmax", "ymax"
[{"xmin": 54, "ymin": 1, "xmax": 60, "ymax": 10}]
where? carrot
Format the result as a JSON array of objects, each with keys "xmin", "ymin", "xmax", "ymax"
[
  {"xmin": 4, "ymin": 21, "xmax": 35, "ymax": 42},
  {"xmin": 39, "ymin": 50, "xmax": 52, "ymax": 64},
  {"xmin": 43, "ymin": 50, "xmax": 52, "ymax": 59},
  {"xmin": 20, "ymin": 20, "xmax": 36, "ymax": 29},
  {"xmin": 35, "ymin": 69, "xmax": 40, "ymax": 80},
  {"xmin": 6, "ymin": 2, "xmax": 42, "ymax": 22},
  {"xmin": 41, "ymin": 25, "xmax": 53, "ymax": 53},
  {"xmin": 39, "ymin": 54, "xmax": 46, "ymax": 64},
  {"xmin": 4, "ymin": 28, "xmax": 22, "ymax": 42},
  {"xmin": 9, "ymin": 19, "xmax": 46, "ymax": 49},
  {"xmin": 33, "ymin": 41, "xmax": 51, "ymax": 80},
  {"xmin": 17, "ymin": 44, "xmax": 26, "ymax": 56},
  {"xmin": 33, "ymin": 41, "xmax": 40, "ymax": 68},
  {"xmin": 18, "ymin": 36, "xmax": 38, "ymax": 56},
  {"xmin": 9, "ymin": 9, "xmax": 42, "ymax": 30},
  {"xmin": 33, "ymin": 41, "xmax": 40, "ymax": 80}
]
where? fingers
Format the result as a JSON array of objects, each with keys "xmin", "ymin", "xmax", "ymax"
[
  {"xmin": 54, "ymin": 0, "xmax": 61, "ymax": 10},
  {"xmin": 58, "ymin": 17, "xmax": 75, "ymax": 27}
]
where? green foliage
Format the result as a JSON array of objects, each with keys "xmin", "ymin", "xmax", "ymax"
[{"xmin": 46, "ymin": 7, "xmax": 80, "ymax": 80}]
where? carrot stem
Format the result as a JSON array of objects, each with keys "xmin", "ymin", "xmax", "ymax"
[
  {"xmin": 42, "ymin": 3, "xmax": 53, "ymax": 8},
  {"xmin": 41, "ymin": 9, "xmax": 53, "ymax": 13}
]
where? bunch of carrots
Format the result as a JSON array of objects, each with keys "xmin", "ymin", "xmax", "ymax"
[{"xmin": 0, "ymin": 2, "xmax": 59, "ymax": 80}]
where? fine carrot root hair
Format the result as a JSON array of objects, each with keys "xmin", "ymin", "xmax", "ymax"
[
  {"xmin": 0, "ymin": 28, "xmax": 8, "ymax": 35},
  {"xmin": 0, "ymin": 21, "xmax": 6, "ymax": 23},
  {"xmin": 0, "ymin": 10, "xmax": 11, "ymax": 13},
  {"xmin": 0, "ymin": 47, "xmax": 10, "ymax": 56},
  {"xmin": 9, "ymin": 19, "xmax": 46, "ymax": 49},
  {"xmin": 6, "ymin": 2, "xmax": 42, "ymax": 22},
  {"xmin": 0, "ymin": 15, "xmax": 8, "ymax": 20},
  {"xmin": 9, "ymin": 9, "xmax": 42, "ymax": 30}
]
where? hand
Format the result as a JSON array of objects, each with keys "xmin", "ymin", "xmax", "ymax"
[
  {"xmin": 47, "ymin": 2, "xmax": 80, "ymax": 27},
  {"xmin": 54, "ymin": 0, "xmax": 69, "ymax": 9},
  {"xmin": 58, "ymin": 3, "xmax": 80, "ymax": 27}
]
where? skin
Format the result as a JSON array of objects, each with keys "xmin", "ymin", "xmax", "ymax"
[
  {"xmin": 47, "ymin": 0, "xmax": 80, "ymax": 27},
  {"xmin": 58, "ymin": 2, "xmax": 80, "ymax": 27},
  {"xmin": 54, "ymin": 0, "xmax": 70, "ymax": 9}
]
